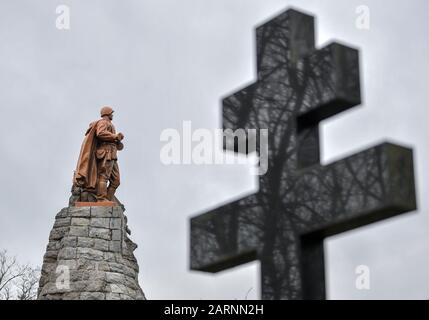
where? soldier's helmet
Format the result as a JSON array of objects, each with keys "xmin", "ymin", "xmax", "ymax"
[{"xmin": 100, "ymin": 106, "xmax": 114, "ymax": 117}]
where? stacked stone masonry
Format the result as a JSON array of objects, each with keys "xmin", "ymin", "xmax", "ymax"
[{"xmin": 37, "ymin": 206, "xmax": 146, "ymax": 300}]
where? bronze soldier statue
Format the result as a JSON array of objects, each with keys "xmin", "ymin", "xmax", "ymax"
[{"xmin": 70, "ymin": 106, "xmax": 125, "ymax": 205}]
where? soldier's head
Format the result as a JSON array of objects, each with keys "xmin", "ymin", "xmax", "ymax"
[{"xmin": 100, "ymin": 106, "xmax": 114, "ymax": 120}]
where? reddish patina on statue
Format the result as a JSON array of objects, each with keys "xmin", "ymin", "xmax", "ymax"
[{"xmin": 70, "ymin": 106, "xmax": 124, "ymax": 206}]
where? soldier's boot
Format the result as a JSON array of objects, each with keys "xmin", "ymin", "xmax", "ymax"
[
  {"xmin": 96, "ymin": 178, "xmax": 110, "ymax": 202},
  {"xmin": 106, "ymin": 186, "xmax": 117, "ymax": 201}
]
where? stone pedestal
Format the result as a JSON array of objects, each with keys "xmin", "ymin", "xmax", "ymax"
[{"xmin": 37, "ymin": 206, "xmax": 146, "ymax": 300}]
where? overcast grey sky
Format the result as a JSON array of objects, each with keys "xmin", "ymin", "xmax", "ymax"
[{"xmin": 0, "ymin": 0, "xmax": 428, "ymax": 299}]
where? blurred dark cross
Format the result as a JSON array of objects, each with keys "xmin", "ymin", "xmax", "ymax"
[{"xmin": 190, "ymin": 9, "xmax": 417, "ymax": 300}]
